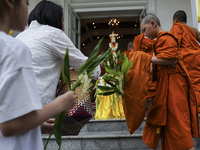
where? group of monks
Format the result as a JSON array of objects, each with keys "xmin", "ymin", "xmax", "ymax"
[{"xmin": 122, "ymin": 10, "xmax": 200, "ymax": 150}]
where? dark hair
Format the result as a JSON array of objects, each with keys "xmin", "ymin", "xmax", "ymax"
[
  {"xmin": 173, "ymin": 10, "xmax": 187, "ymax": 22},
  {"xmin": 141, "ymin": 13, "xmax": 161, "ymax": 27},
  {"xmin": 28, "ymin": 8, "xmax": 36, "ymax": 26},
  {"xmin": 29, "ymin": 0, "xmax": 63, "ymax": 30}
]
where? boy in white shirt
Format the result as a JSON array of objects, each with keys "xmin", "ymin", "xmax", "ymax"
[{"xmin": 0, "ymin": 0, "xmax": 77, "ymax": 149}]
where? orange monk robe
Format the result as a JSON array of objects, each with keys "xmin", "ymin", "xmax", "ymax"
[
  {"xmin": 170, "ymin": 23, "xmax": 200, "ymax": 113},
  {"xmin": 143, "ymin": 32, "xmax": 199, "ymax": 150},
  {"xmin": 132, "ymin": 33, "xmax": 156, "ymax": 99},
  {"xmin": 122, "ymin": 51, "xmax": 152, "ymax": 134},
  {"xmin": 122, "ymin": 50, "xmax": 132, "ymax": 57}
]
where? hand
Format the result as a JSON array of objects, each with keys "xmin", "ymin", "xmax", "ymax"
[
  {"xmin": 41, "ymin": 118, "xmax": 55, "ymax": 134},
  {"xmin": 60, "ymin": 91, "xmax": 77, "ymax": 111}
]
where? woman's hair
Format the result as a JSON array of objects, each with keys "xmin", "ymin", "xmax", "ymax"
[{"xmin": 29, "ymin": 0, "xmax": 63, "ymax": 30}]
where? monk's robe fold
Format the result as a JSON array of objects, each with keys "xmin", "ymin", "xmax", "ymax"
[
  {"xmin": 170, "ymin": 23, "xmax": 200, "ymax": 112},
  {"xmin": 143, "ymin": 32, "xmax": 199, "ymax": 150},
  {"xmin": 122, "ymin": 51, "xmax": 151, "ymax": 134},
  {"xmin": 133, "ymin": 33, "xmax": 154, "ymax": 56},
  {"xmin": 132, "ymin": 33, "xmax": 156, "ymax": 98}
]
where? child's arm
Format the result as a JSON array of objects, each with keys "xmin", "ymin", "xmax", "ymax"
[
  {"xmin": 151, "ymin": 53, "xmax": 177, "ymax": 66},
  {"xmin": 0, "ymin": 91, "xmax": 76, "ymax": 137}
]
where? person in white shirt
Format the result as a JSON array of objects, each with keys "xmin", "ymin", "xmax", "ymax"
[
  {"xmin": 0, "ymin": 0, "xmax": 77, "ymax": 149},
  {"xmin": 16, "ymin": 0, "xmax": 101, "ymax": 106}
]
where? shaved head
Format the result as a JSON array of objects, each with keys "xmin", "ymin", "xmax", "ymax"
[
  {"xmin": 173, "ymin": 10, "xmax": 187, "ymax": 23},
  {"xmin": 141, "ymin": 13, "xmax": 161, "ymax": 27}
]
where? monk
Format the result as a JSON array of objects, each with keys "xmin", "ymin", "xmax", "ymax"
[
  {"xmin": 132, "ymin": 33, "xmax": 154, "ymax": 55},
  {"xmin": 170, "ymin": 10, "xmax": 200, "ymax": 113},
  {"xmin": 140, "ymin": 13, "xmax": 199, "ymax": 150},
  {"xmin": 132, "ymin": 33, "xmax": 156, "ymax": 99},
  {"xmin": 122, "ymin": 41, "xmax": 133, "ymax": 57}
]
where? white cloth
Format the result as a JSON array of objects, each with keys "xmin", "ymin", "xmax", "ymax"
[
  {"xmin": 0, "ymin": 32, "xmax": 43, "ymax": 150},
  {"xmin": 16, "ymin": 20, "xmax": 101, "ymax": 105}
]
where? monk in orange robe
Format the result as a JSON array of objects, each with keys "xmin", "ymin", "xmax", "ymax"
[
  {"xmin": 136, "ymin": 13, "xmax": 198, "ymax": 150},
  {"xmin": 132, "ymin": 33, "xmax": 154, "ymax": 55},
  {"xmin": 132, "ymin": 33, "xmax": 156, "ymax": 99},
  {"xmin": 122, "ymin": 41, "xmax": 133, "ymax": 57},
  {"xmin": 170, "ymin": 10, "xmax": 200, "ymax": 113},
  {"xmin": 122, "ymin": 50, "xmax": 152, "ymax": 135}
]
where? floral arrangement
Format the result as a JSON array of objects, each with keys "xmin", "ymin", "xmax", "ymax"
[
  {"xmin": 44, "ymin": 38, "xmax": 111, "ymax": 150},
  {"xmin": 94, "ymin": 49, "xmax": 133, "ymax": 108}
]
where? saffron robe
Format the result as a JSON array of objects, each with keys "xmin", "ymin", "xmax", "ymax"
[
  {"xmin": 143, "ymin": 32, "xmax": 199, "ymax": 150},
  {"xmin": 170, "ymin": 23, "xmax": 200, "ymax": 113},
  {"xmin": 132, "ymin": 33, "xmax": 156, "ymax": 99},
  {"xmin": 122, "ymin": 51, "xmax": 152, "ymax": 134}
]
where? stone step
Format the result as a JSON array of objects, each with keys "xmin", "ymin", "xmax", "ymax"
[
  {"xmin": 43, "ymin": 133, "xmax": 199, "ymax": 150},
  {"xmin": 79, "ymin": 118, "xmax": 146, "ymax": 135},
  {"xmin": 43, "ymin": 133, "xmax": 161, "ymax": 150}
]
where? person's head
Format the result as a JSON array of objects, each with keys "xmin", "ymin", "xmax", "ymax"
[
  {"xmin": 127, "ymin": 42, "xmax": 133, "ymax": 51},
  {"xmin": 29, "ymin": 0, "xmax": 64, "ymax": 30},
  {"xmin": 140, "ymin": 13, "xmax": 162, "ymax": 39},
  {"xmin": 173, "ymin": 10, "xmax": 187, "ymax": 24},
  {"xmin": 0, "ymin": 0, "xmax": 29, "ymax": 33}
]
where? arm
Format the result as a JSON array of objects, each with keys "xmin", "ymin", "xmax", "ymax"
[
  {"xmin": 51, "ymin": 30, "xmax": 101, "ymax": 79},
  {"xmin": 151, "ymin": 53, "xmax": 177, "ymax": 66},
  {"xmin": 0, "ymin": 91, "xmax": 76, "ymax": 137},
  {"xmin": 190, "ymin": 27, "xmax": 200, "ymax": 43}
]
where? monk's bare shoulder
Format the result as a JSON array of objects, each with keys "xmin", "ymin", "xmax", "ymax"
[{"xmin": 187, "ymin": 25, "xmax": 200, "ymax": 42}]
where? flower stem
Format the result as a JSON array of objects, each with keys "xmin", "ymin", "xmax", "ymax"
[{"xmin": 44, "ymin": 130, "xmax": 53, "ymax": 150}]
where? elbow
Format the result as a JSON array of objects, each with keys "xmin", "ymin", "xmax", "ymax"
[
  {"xmin": 1, "ymin": 129, "xmax": 14, "ymax": 137},
  {"xmin": 0, "ymin": 124, "xmax": 18, "ymax": 137}
]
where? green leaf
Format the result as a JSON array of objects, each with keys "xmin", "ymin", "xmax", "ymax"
[
  {"xmin": 103, "ymin": 78, "xmax": 121, "ymax": 94},
  {"xmin": 54, "ymin": 111, "xmax": 66, "ymax": 149},
  {"xmin": 125, "ymin": 60, "xmax": 133, "ymax": 76},
  {"xmin": 97, "ymin": 85, "xmax": 114, "ymax": 91},
  {"xmin": 98, "ymin": 91, "xmax": 116, "ymax": 96},
  {"xmin": 105, "ymin": 66, "xmax": 119, "ymax": 76},
  {"xmin": 78, "ymin": 38, "xmax": 104, "ymax": 75},
  {"xmin": 103, "ymin": 75, "xmax": 119, "ymax": 84},
  {"xmin": 121, "ymin": 55, "xmax": 128, "ymax": 73},
  {"xmin": 123, "ymin": 71, "xmax": 126, "ymax": 87},
  {"xmin": 87, "ymin": 48, "xmax": 111, "ymax": 76},
  {"xmin": 62, "ymin": 48, "xmax": 71, "ymax": 90},
  {"xmin": 117, "ymin": 50, "xmax": 121, "ymax": 56}
]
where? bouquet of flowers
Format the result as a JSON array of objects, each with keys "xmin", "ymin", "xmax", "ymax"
[
  {"xmin": 44, "ymin": 38, "xmax": 111, "ymax": 150},
  {"xmin": 94, "ymin": 48, "xmax": 133, "ymax": 108}
]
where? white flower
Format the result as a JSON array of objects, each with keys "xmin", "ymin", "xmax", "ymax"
[
  {"xmin": 118, "ymin": 73, "xmax": 124, "ymax": 94},
  {"xmin": 78, "ymin": 72, "xmax": 92, "ymax": 94}
]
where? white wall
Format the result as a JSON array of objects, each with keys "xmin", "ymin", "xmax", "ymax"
[{"xmin": 154, "ymin": 0, "xmax": 193, "ymax": 31}]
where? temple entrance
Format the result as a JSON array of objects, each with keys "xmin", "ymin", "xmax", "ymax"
[{"xmin": 64, "ymin": 0, "xmax": 148, "ymax": 54}]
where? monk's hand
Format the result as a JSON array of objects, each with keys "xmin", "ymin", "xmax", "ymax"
[{"xmin": 41, "ymin": 118, "xmax": 55, "ymax": 134}]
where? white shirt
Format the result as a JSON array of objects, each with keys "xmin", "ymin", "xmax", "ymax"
[
  {"xmin": 0, "ymin": 32, "xmax": 43, "ymax": 150},
  {"xmin": 16, "ymin": 21, "xmax": 101, "ymax": 105}
]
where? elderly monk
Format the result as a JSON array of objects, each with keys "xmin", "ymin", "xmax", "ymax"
[
  {"xmin": 170, "ymin": 10, "xmax": 200, "ymax": 113},
  {"xmin": 138, "ymin": 13, "xmax": 199, "ymax": 150},
  {"xmin": 132, "ymin": 33, "xmax": 156, "ymax": 99}
]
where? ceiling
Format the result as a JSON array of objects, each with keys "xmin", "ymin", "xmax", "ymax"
[{"xmin": 69, "ymin": 0, "xmax": 147, "ymax": 49}]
